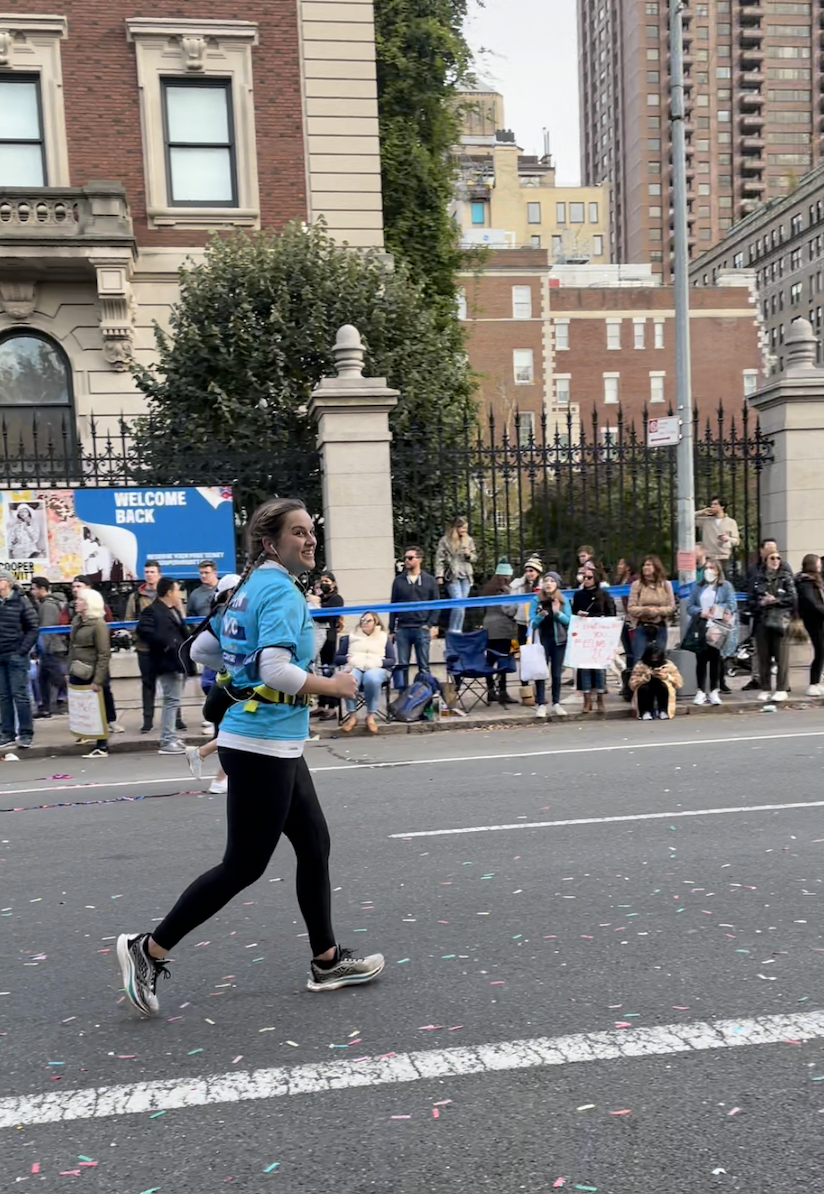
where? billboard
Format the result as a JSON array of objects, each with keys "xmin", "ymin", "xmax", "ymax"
[{"xmin": 0, "ymin": 487, "xmax": 236, "ymax": 583}]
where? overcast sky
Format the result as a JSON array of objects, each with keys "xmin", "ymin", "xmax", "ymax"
[{"xmin": 464, "ymin": 0, "xmax": 581, "ymax": 184}]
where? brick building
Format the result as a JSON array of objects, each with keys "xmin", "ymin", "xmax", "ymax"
[
  {"xmin": 458, "ymin": 251, "xmax": 763, "ymax": 438},
  {"xmin": 0, "ymin": 1, "xmax": 383, "ymax": 442}
]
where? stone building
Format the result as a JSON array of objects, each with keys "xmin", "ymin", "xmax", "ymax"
[{"xmin": 0, "ymin": 1, "xmax": 384, "ymax": 446}]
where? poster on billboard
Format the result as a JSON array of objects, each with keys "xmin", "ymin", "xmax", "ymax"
[{"xmin": 0, "ymin": 487, "xmax": 236, "ymax": 583}]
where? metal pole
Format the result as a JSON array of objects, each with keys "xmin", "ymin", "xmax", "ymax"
[{"xmin": 670, "ymin": 0, "xmax": 695, "ymax": 628}]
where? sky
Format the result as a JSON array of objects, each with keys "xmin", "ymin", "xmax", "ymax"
[{"xmin": 464, "ymin": 0, "xmax": 581, "ymax": 185}]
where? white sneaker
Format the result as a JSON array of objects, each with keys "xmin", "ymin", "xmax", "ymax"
[
  {"xmin": 201, "ymin": 720, "xmax": 213, "ymax": 734},
  {"xmin": 658, "ymin": 711, "xmax": 669, "ymax": 720},
  {"xmin": 773, "ymin": 691, "xmax": 788, "ymax": 701},
  {"xmin": 185, "ymin": 745, "xmax": 203, "ymax": 779},
  {"xmin": 709, "ymin": 689, "xmax": 722, "ymax": 706},
  {"xmin": 806, "ymin": 685, "xmax": 822, "ymax": 697},
  {"xmin": 208, "ymin": 777, "xmax": 228, "ymax": 794},
  {"xmin": 108, "ymin": 721, "xmax": 126, "ymax": 734},
  {"xmin": 552, "ymin": 703, "xmax": 567, "ymax": 717},
  {"xmin": 641, "ymin": 712, "xmax": 653, "ymax": 721},
  {"xmin": 535, "ymin": 705, "xmax": 548, "ymax": 719},
  {"xmin": 693, "ymin": 690, "xmax": 707, "ymax": 705},
  {"xmin": 757, "ymin": 691, "xmax": 771, "ymax": 702}
]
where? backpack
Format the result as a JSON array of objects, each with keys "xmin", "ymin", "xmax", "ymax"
[{"xmin": 388, "ymin": 671, "xmax": 442, "ymax": 723}]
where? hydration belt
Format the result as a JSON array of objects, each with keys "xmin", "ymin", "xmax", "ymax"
[{"xmin": 215, "ymin": 669, "xmax": 311, "ymax": 713}]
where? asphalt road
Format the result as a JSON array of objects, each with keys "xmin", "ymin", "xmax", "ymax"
[{"xmin": 3, "ymin": 711, "xmax": 824, "ymax": 1192}]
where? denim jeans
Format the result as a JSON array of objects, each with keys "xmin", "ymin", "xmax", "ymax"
[
  {"xmin": 632, "ymin": 622, "xmax": 668, "ymax": 666},
  {"xmin": 577, "ymin": 668, "xmax": 606, "ymax": 693},
  {"xmin": 0, "ymin": 653, "xmax": 33, "ymax": 742},
  {"xmin": 158, "ymin": 672, "xmax": 183, "ymax": 745},
  {"xmin": 447, "ymin": 577, "xmax": 471, "ymax": 634},
  {"xmin": 534, "ymin": 640, "xmax": 566, "ymax": 707},
  {"xmin": 394, "ymin": 626, "xmax": 431, "ymax": 689},
  {"xmin": 344, "ymin": 667, "xmax": 388, "ymax": 714}
]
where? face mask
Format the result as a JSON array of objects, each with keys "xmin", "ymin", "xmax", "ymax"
[
  {"xmin": 320, "ymin": 583, "xmax": 332, "ymax": 593},
  {"xmin": 704, "ymin": 569, "xmax": 716, "ymax": 583}
]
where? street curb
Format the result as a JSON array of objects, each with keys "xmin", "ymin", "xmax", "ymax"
[{"xmin": 5, "ymin": 695, "xmax": 822, "ymax": 760}]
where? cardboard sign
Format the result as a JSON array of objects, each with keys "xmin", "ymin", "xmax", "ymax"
[
  {"xmin": 563, "ymin": 615, "xmax": 624, "ymax": 670},
  {"xmin": 68, "ymin": 686, "xmax": 108, "ymax": 740}
]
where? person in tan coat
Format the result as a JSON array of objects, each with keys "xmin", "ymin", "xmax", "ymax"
[
  {"xmin": 627, "ymin": 555, "xmax": 676, "ymax": 664},
  {"xmin": 630, "ymin": 644, "xmax": 683, "ymax": 720}
]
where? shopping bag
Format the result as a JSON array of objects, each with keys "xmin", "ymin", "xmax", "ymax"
[
  {"xmin": 68, "ymin": 686, "xmax": 108, "ymax": 740},
  {"xmin": 519, "ymin": 634, "xmax": 548, "ymax": 682}
]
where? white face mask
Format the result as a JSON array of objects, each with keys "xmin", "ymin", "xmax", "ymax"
[{"xmin": 704, "ymin": 568, "xmax": 717, "ymax": 583}]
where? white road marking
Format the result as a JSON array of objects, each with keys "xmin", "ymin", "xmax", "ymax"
[
  {"xmin": 389, "ymin": 797, "xmax": 824, "ymax": 838},
  {"xmin": 1, "ymin": 777, "xmax": 191, "ymax": 798},
  {"xmin": 1, "ymin": 1010, "xmax": 822, "ymax": 1129}
]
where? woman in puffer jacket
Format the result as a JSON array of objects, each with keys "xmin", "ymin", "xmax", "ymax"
[{"xmin": 340, "ymin": 611, "xmax": 395, "ymax": 735}]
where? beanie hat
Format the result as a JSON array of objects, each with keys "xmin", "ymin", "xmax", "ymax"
[
  {"xmin": 495, "ymin": 556, "xmax": 514, "ymax": 577},
  {"xmin": 523, "ymin": 556, "xmax": 543, "ymax": 574},
  {"xmin": 0, "ymin": 569, "xmax": 13, "ymax": 583},
  {"xmin": 545, "ymin": 571, "xmax": 563, "ymax": 587}
]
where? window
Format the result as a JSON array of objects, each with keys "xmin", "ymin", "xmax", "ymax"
[
  {"xmin": 551, "ymin": 234, "xmax": 563, "ymax": 255},
  {"xmin": 791, "ymin": 281, "xmax": 803, "ymax": 305},
  {"xmin": 654, "ymin": 319, "xmax": 664, "ymax": 349},
  {"xmin": 593, "ymin": 234, "xmax": 604, "ymax": 255},
  {"xmin": 569, "ymin": 202, "xmax": 585, "ymax": 223},
  {"xmin": 0, "ymin": 77, "xmax": 46, "ymax": 186},
  {"xmin": 647, "ymin": 93, "xmax": 659, "ymax": 105},
  {"xmin": 456, "ymin": 288, "xmax": 467, "ymax": 320},
  {"xmin": 556, "ymin": 201, "xmax": 567, "ymax": 224},
  {"xmin": 743, "ymin": 370, "xmax": 758, "ymax": 398},
  {"xmin": 0, "ymin": 332, "xmax": 74, "ymax": 452},
  {"xmin": 513, "ymin": 349, "xmax": 534, "ymax": 384},
  {"xmin": 512, "ymin": 286, "xmax": 532, "ymax": 319},
  {"xmin": 555, "ymin": 320, "xmax": 569, "ymax": 350},
  {"xmin": 650, "ymin": 372, "xmax": 665, "ymax": 403},
  {"xmin": 471, "ymin": 201, "xmax": 485, "ymax": 225},
  {"xmin": 791, "ymin": 214, "xmax": 804, "ymax": 236},
  {"xmin": 527, "ymin": 201, "xmax": 541, "ymax": 224},
  {"xmin": 648, "ymin": 183, "xmax": 661, "ymax": 195},
  {"xmin": 634, "ymin": 319, "xmax": 645, "ymax": 349},
  {"xmin": 588, "ymin": 201, "xmax": 599, "ymax": 224},
  {"xmin": 603, "ymin": 374, "xmax": 619, "ymax": 404},
  {"xmin": 607, "ymin": 319, "xmax": 621, "ymax": 350},
  {"xmin": 518, "ymin": 412, "xmax": 536, "ymax": 446},
  {"xmin": 162, "ymin": 80, "xmax": 236, "ymax": 205},
  {"xmin": 555, "ymin": 375, "xmax": 570, "ymax": 406},
  {"xmin": 530, "ymin": 234, "xmax": 541, "ymax": 248}
]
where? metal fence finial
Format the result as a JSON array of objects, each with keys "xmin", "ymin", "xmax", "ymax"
[{"xmin": 332, "ymin": 325, "xmax": 365, "ymax": 379}]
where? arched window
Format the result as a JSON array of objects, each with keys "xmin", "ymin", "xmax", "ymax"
[{"xmin": 0, "ymin": 330, "xmax": 74, "ymax": 454}]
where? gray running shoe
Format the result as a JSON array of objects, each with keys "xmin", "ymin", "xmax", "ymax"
[
  {"xmin": 185, "ymin": 745, "xmax": 203, "ymax": 778},
  {"xmin": 307, "ymin": 945, "xmax": 385, "ymax": 992},
  {"xmin": 117, "ymin": 932, "xmax": 170, "ymax": 1015}
]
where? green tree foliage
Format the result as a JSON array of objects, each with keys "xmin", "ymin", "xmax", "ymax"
[{"xmin": 374, "ymin": 0, "xmax": 473, "ymax": 306}]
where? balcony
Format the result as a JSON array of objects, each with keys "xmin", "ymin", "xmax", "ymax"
[
  {"xmin": 740, "ymin": 153, "xmax": 766, "ymax": 172},
  {"xmin": 740, "ymin": 199, "xmax": 761, "ymax": 216},
  {"xmin": 738, "ymin": 70, "xmax": 765, "ymax": 86},
  {"xmin": 740, "ymin": 112, "xmax": 765, "ymax": 130},
  {"xmin": 739, "ymin": 44, "xmax": 765, "ymax": 65},
  {"xmin": 0, "ymin": 183, "xmax": 135, "ymax": 275},
  {"xmin": 738, "ymin": 89, "xmax": 764, "ymax": 109},
  {"xmin": 738, "ymin": 4, "xmax": 764, "ymax": 22},
  {"xmin": 739, "ymin": 24, "xmax": 763, "ymax": 43},
  {"xmin": 741, "ymin": 177, "xmax": 766, "ymax": 195},
  {"xmin": 740, "ymin": 134, "xmax": 766, "ymax": 153}
]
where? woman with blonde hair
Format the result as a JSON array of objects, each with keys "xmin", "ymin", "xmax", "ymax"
[
  {"xmin": 628, "ymin": 554, "xmax": 675, "ymax": 665},
  {"xmin": 340, "ymin": 610, "xmax": 396, "ymax": 734},
  {"xmin": 68, "ymin": 587, "xmax": 111, "ymax": 758},
  {"xmin": 435, "ymin": 515, "xmax": 477, "ymax": 634}
]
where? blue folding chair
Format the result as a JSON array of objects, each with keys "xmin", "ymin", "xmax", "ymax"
[{"xmin": 445, "ymin": 629, "xmax": 516, "ymax": 712}]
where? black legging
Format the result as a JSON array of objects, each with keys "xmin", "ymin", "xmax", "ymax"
[
  {"xmin": 696, "ymin": 645, "xmax": 721, "ymax": 693},
  {"xmin": 803, "ymin": 616, "xmax": 824, "ymax": 686},
  {"xmin": 637, "ymin": 677, "xmax": 669, "ymax": 716},
  {"xmin": 152, "ymin": 749, "xmax": 334, "ymax": 954}
]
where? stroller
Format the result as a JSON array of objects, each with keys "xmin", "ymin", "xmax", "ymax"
[{"xmin": 724, "ymin": 612, "xmax": 755, "ymax": 678}]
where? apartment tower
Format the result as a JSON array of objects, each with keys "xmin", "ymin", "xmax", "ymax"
[{"xmin": 578, "ymin": 0, "xmax": 821, "ymax": 280}]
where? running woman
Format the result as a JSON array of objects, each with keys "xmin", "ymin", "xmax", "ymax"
[{"xmin": 117, "ymin": 498, "xmax": 385, "ymax": 1014}]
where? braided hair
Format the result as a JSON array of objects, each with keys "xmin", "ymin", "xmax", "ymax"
[{"xmin": 236, "ymin": 497, "xmax": 309, "ymax": 594}]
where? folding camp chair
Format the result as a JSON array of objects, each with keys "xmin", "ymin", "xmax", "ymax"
[
  {"xmin": 444, "ymin": 629, "xmax": 517, "ymax": 713},
  {"xmin": 333, "ymin": 635, "xmax": 397, "ymax": 723}
]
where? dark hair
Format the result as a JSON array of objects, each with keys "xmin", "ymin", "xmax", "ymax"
[
  {"xmin": 581, "ymin": 560, "xmax": 605, "ymax": 584},
  {"xmin": 760, "ymin": 537, "xmax": 777, "ymax": 550},
  {"xmin": 231, "ymin": 498, "xmax": 311, "ymax": 598},
  {"xmin": 801, "ymin": 554, "xmax": 824, "ymax": 592},
  {"xmin": 642, "ymin": 644, "xmax": 666, "ymax": 668},
  {"xmin": 198, "ymin": 560, "xmax": 216, "ymax": 570},
  {"xmin": 31, "ymin": 576, "xmax": 50, "ymax": 590},
  {"xmin": 157, "ymin": 576, "xmax": 178, "ymax": 599},
  {"xmin": 481, "ymin": 574, "xmax": 511, "ymax": 596},
  {"xmin": 145, "ymin": 559, "xmax": 161, "ymax": 571},
  {"xmin": 710, "ymin": 495, "xmax": 727, "ymax": 511},
  {"xmin": 74, "ymin": 574, "xmax": 90, "ymax": 585},
  {"xmin": 320, "ymin": 571, "xmax": 337, "ymax": 584},
  {"xmin": 640, "ymin": 554, "xmax": 667, "ymax": 585},
  {"xmin": 405, "ymin": 545, "xmax": 424, "ymax": 559}
]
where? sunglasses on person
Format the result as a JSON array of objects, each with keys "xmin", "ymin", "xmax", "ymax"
[
  {"xmin": 767, "ymin": 553, "xmax": 780, "ymax": 560},
  {"xmin": 404, "ymin": 554, "xmax": 418, "ymax": 561}
]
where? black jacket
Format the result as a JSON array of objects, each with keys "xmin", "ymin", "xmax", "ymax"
[
  {"xmin": 389, "ymin": 571, "xmax": 440, "ymax": 632},
  {"xmin": 137, "ymin": 600, "xmax": 186, "ymax": 674},
  {"xmin": 747, "ymin": 561, "xmax": 796, "ymax": 627},
  {"xmin": 0, "ymin": 587, "xmax": 38, "ymax": 657},
  {"xmin": 572, "ymin": 587, "xmax": 617, "ymax": 618},
  {"xmin": 795, "ymin": 573, "xmax": 824, "ymax": 626}
]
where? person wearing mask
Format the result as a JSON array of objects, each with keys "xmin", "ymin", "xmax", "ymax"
[
  {"xmin": 795, "ymin": 554, "xmax": 824, "ymax": 697},
  {"xmin": 30, "ymin": 576, "xmax": 69, "ymax": 718},
  {"xmin": 696, "ymin": 496, "xmax": 740, "ymax": 580},
  {"xmin": 126, "ymin": 560, "xmax": 163, "ymax": 734},
  {"xmin": 509, "ymin": 556, "xmax": 543, "ymax": 646},
  {"xmin": 630, "ymin": 643, "xmax": 683, "ymax": 720},
  {"xmin": 627, "ymin": 555, "xmax": 676, "ymax": 665},
  {"xmin": 528, "ymin": 571, "xmax": 570, "ymax": 719},
  {"xmin": 68, "ymin": 588, "xmax": 112, "ymax": 758},
  {"xmin": 687, "ymin": 557, "xmax": 737, "ymax": 706},
  {"xmin": 137, "ymin": 577, "xmax": 189, "ymax": 753},
  {"xmin": 572, "ymin": 562, "xmax": 616, "ymax": 715},
  {"xmin": 481, "ymin": 560, "xmax": 518, "ymax": 706},
  {"xmin": 185, "ymin": 573, "xmax": 241, "ymax": 795},
  {"xmin": 116, "ymin": 497, "xmax": 383, "ymax": 1017},
  {"xmin": 389, "ymin": 546, "xmax": 439, "ymax": 690},
  {"xmin": 313, "ymin": 572, "xmax": 345, "ymax": 722},
  {"xmin": 435, "ymin": 516, "xmax": 477, "ymax": 634},
  {"xmin": 748, "ymin": 545, "xmax": 796, "ymax": 702},
  {"xmin": 0, "ymin": 569, "xmax": 38, "ymax": 751},
  {"xmin": 188, "ymin": 561, "xmax": 219, "ymax": 620},
  {"xmin": 340, "ymin": 611, "xmax": 395, "ymax": 734}
]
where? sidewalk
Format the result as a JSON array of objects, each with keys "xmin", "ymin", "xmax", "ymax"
[{"xmin": 7, "ymin": 665, "xmax": 823, "ymax": 760}]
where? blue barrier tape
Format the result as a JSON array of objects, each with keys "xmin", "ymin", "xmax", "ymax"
[{"xmin": 36, "ymin": 580, "xmax": 729, "ymax": 634}]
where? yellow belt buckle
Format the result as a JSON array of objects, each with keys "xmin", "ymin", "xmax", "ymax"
[{"xmin": 244, "ymin": 699, "xmax": 260, "ymax": 713}]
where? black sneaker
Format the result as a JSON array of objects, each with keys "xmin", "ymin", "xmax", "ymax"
[
  {"xmin": 742, "ymin": 678, "xmax": 760, "ymax": 691},
  {"xmin": 140, "ymin": 722, "xmax": 153, "ymax": 734},
  {"xmin": 307, "ymin": 944, "xmax": 385, "ymax": 992},
  {"xmin": 116, "ymin": 932, "xmax": 170, "ymax": 1015},
  {"xmin": 176, "ymin": 716, "xmax": 187, "ymax": 731}
]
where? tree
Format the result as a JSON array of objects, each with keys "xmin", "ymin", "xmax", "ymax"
[
  {"xmin": 374, "ymin": 0, "xmax": 474, "ymax": 307},
  {"xmin": 129, "ymin": 221, "xmax": 477, "ymax": 528}
]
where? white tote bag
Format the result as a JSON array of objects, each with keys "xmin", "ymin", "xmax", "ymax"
[{"xmin": 519, "ymin": 631, "xmax": 549, "ymax": 683}]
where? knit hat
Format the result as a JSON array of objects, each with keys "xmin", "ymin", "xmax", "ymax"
[
  {"xmin": 545, "ymin": 571, "xmax": 563, "ymax": 587},
  {"xmin": 523, "ymin": 556, "xmax": 543, "ymax": 574},
  {"xmin": 495, "ymin": 556, "xmax": 514, "ymax": 577},
  {"xmin": 0, "ymin": 569, "xmax": 14, "ymax": 582}
]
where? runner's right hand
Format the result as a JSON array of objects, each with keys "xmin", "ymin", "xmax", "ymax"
[{"xmin": 330, "ymin": 672, "xmax": 359, "ymax": 698}]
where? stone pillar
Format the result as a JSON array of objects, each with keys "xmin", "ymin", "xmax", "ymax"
[
  {"xmin": 308, "ymin": 325, "xmax": 399, "ymax": 606},
  {"xmin": 749, "ymin": 318, "xmax": 824, "ymax": 567}
]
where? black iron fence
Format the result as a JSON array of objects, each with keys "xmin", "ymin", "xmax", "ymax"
[{"xmin": 392, "ymin": 404, "xmax": 773, "ymax": 585}]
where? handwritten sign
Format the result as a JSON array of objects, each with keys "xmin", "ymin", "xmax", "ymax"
[
  {"xmin": 563, "ymin": 615, "xmax": 624, "ymax": 670},
  {"xmin": 68, "ymin": 687, "xmax": 107, "ymax": 740}
]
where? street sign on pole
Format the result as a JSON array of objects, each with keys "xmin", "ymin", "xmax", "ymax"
[{"xmin": 647, "ymin": 415, "xmax": 681, "ymax": 447}]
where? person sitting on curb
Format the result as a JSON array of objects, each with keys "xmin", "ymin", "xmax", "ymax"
[{"xmin": 629, "ymin": 643, "xmax": 683, "ymax": 721}]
